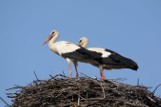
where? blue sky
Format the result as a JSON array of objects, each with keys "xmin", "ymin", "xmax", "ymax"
[{"xmin": 0, "ymin": 0, "xmax": 161, "ymax": 106}]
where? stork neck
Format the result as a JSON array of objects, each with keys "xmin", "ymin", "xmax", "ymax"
[
  {"xmin": 82, "ymin": 42, "xmax": 88, "ymax": 48},
  {"xmin": 48, "ymin": 34, "xmax": 59, "ymax": 48}
]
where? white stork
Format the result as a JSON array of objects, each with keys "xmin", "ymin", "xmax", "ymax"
[
  {"xmin": 77, "ymin": 37, "xmax": 138, "ymax": 80},
  {"xmin": 43, "ymin": 30, "xmax": 100, "ymax": 78}
]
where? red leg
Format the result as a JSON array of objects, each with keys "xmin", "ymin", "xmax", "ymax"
[
  {"xmin": 68, "ymin": 63, "xmax": 72, "ymax": 78},
  {"xmin": 99, "ymin": 66, "xmax": 105, "ymax": 80},
  {"xmin": 74, "ymin": 61, "xmax": 79, "ymax": 77}
]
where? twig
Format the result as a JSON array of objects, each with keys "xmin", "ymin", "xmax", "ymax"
[
  {"xmin": 92, "ymin": 79, "xmax": 106, "ymax": 99},
  {"xmin": 6, "ymin": 85, "xmax": 25, "ymax": 90},
  {"xmin": 34, "ymin": 71, "xmax": 39, "ymax": 81},
  {"xmin": 137, "ymin": 78, "xmax": 140, "ymax": 86},
  {"xmin": 62, "ymin": 71, "xmax": 65, "ymax": 76},
  {"xmin": 49, "ymin": 74, "xmax": 67, "ymax": 81},
  {"xmin": 100, "ymin": 82, "xmax": 106, "ymax": 99},
  {"xmin": 80, "ymin": 74, "xmax": 107, "ymax": 99},
  {"xmin": 152, "ymin": 83, "xmax": 161, "ymax": 94},
  {"xmin": 78, "ymin": 90, "xmax": 80, "ymax": 106},
  {"xmin": 81, "ymin": 73, "xmax": 96, "ymax": 80},
  {"xmin": 0, "ymin": 96, "xmax": 10, "ymax": 107},
  {"xmin": 147, "ymin": 96, "xmax": 156, "ymax": 103},
  {"xmin": 71, "ymin": 91, "xmax": 86, "ymax": 100},
  {"xmin": 108, "ymin": 78, "xmax": 127, "ymax": 82}
]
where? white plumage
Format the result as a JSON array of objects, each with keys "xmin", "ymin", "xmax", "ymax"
[
  {"xmin": 43, "ymin": 30, "xmax": 100, "ymax": 78},
  {"xmin": 51, "ymin": 41, "xmax": 81, "ymax": 55},
  {"xmin": 88, "ymin": 48, "xmax": 111, "ymax": 58},
  {"xmin": 43, "ymin": 30, "xmax": 82, "ymax": 77}
]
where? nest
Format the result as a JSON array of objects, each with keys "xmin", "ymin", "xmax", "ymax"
[{"xmin": 7, "ymin": 74, "xmax": 161, "ymax": 107}]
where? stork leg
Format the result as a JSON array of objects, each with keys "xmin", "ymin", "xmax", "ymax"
[
  {"xmin": 74, "ymin": 61, "xmax": 79, "ymax": 77},
  {"xmin": 68, "ymin": 63, "xmax": 72, "ymax": 78},
  {"xmin": 99, "ymin": 66, "xmax": 105, "ymax": 80},
  {"xmin": 66, "ymin": 58, "xmax": 72, "ymax": 78}
]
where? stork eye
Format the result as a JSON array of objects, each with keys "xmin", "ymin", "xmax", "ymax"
[
  {"xmin": 79, "ymin": 40, "xmax": 82, "ymax": 43},
  {"xmin": 52, "ymin": 31, "xmax": 55, "ymax": 34}
]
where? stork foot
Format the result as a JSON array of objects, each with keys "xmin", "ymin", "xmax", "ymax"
[
  {"xmin": 101, "ymin": 74, "xmax": 105, "ymax": 80},
  {"xmin": 69, "ymin": 72, "xmax": 72, "ymax": 78},
  {"xmin": 76, "ymin": 73, "xmax": 79, "ymax": 78}
]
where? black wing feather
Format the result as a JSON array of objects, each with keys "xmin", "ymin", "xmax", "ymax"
[
  {"xmin": 62, "ymin": 47, "xmax": 102, "ymax": 63},
  {"xmin": 102, "ymin": 49, "xmax": 138, "ymax": 70}
]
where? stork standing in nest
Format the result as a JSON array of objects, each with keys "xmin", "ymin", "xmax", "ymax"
[
  {"xmin": 77, "ymin": 37, "xmax": 138, "ymax": 80},
  {"xmin": 43, "ymin": 30, "xmax": 101, "ymax": 78}
]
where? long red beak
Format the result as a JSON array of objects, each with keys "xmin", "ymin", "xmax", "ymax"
[{"xmin": 42, "ymin": 34, "xmax": 53, "ymax": 45}]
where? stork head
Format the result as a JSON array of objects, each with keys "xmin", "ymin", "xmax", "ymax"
[
  {"xmin": 43, "ymin": 30, "xmax": 59, "ymax": 45},
  {"xmin": 78, "ymin": 37, "xmax": 88, "ymax": 48}
]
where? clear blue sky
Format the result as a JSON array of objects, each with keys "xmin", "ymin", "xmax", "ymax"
[{"xmin": 0, "ymin": 0, "xmax": 161, "ymax": 106}]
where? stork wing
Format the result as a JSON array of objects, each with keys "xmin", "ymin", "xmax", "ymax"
[{"xmin": 62, "ymin": 47, "xmax": 102, "ymax": 63}]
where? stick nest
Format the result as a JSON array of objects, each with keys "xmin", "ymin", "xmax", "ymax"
[{"xmin": 7, "ymin": 74, "xmax": 161, "ymax": 107}]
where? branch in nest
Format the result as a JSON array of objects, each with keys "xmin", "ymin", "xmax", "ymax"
[
  {"xmin": 152, "ymin": 83, "xmax": 161, "ymax": 94},
  {"xmin": 0, "ymin": 96, "xmax": 10, "ymax": 107}
]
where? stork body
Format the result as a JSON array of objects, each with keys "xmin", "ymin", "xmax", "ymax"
[
  {"xmin": 51, "ymin": 41, "xmax": 80, "ymax": 77},
  {"xmin": 43, "ymin": 30, "xmax": 99, "ymax": 77},
  {"xmin": 78, "ymin": 37, "xmax": 138, "ymax": 79}
]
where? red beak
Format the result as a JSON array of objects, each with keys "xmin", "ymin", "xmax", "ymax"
[{"xmin": 42, "ymin": 34, "xmax": 53, "ymax": 45}]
